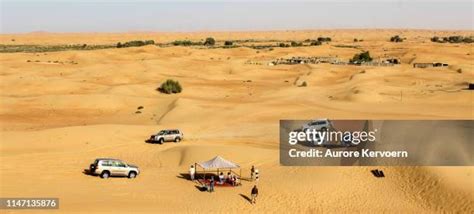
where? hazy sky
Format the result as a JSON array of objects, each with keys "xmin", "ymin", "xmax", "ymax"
[{"xmin": 1, "ymin": 0, "xmax": 472, "ymax": 33}]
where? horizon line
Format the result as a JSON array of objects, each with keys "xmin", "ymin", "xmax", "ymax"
[{"xmin": 2, "ymin": 28, "xmax": 474, "ymax": 35}]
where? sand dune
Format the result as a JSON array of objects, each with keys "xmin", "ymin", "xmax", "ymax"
[{"xmin": 0, "ymin": 30, "xmax": 473, "ymax": 213}]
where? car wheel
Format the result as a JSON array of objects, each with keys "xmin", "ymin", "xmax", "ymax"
[
  {"xmin": 128, "ymin": 171, "xmax": 137, "ymax": 179},
  {"xmin": 174, "ymin": 138, "xmax": 181, "ymax": 143},
  {"xmin": 158, "ymin": 138, "xmax": 164, "ymax": 144},
  {"xmin": 100, "ymin": 171, "xmax": 110, "ymax": 179}
]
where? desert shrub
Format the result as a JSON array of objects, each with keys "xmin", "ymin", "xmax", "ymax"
[
  {"xmin": 172, "ymin": 40, "xmax": 193, "ymax": 46},
  {"xmin": 299, "ymin": 81, "xmax": 307, "ymax": 87},
  {"xmin": 126, "ymin": 40, "xmax": 146, "ymax": 47},
  {"xmin": 291, "ymin": 41, "xmax": 303, "ymax": 47},
  {"xmin": 279, "ymin": 43, "xmax": 290, "ymax": 48},
  {"xmin": 317, "ymin": 37, "xmax": 332, "ymax": 42},
  {"xmin": 249, "ymin": 45, "xmax": 274, "ymax": 49},
  {"xmin": 431, "ymin": 36, "xmax": 473, "ymax": 43},
  {"xmin": 204, "ymin": 37, "xmax": 216, "ymax": 46},
  {"xmin": 431, "ymin": 36, "xmax": 467, "ymax": 43},
  {"xmin": 448, "ymin": 36, "xmax": 464, "ymax": 43},
  {"xmin": 117, "ymin": 40, "xmax": 155, "ymax": 48},
  {"xmin": 310, "ymin": 40, "xmax": 322, "ymax": 46},
  {"xmin": 0, "ymin": 44, "xmax": 116, "ymax": 53},
  {"xmin": 353, "ymin": 38, "xmax": 358, "ymax": 42},
  {"xmin": 224, "ymin": 41, "xmax": 233, "ymax": 46},
  {"xmin": 390, "ymin": 35, "xmax": 404, "ymax": 42},
  {"xmin": 431, "ymin": 36, "xmax": 441, "ymax": 42},
  {"xmin": 350, "ymin": 51, "xmax": 373, "ymax": 64},
  {"xmin": 158, "ymin": 79, "xmax": 182, "ymax": 94},
  {"xmin": 462, "ymin": 37, "xmax": 473, "ymax": 43}
]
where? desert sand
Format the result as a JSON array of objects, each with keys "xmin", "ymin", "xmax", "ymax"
[{"xmin": 0, "ymin": 30, "xmax": 473, "ymax": 213}]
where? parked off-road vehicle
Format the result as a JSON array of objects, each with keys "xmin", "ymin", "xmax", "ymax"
[
  {"xmin": 89, "ymin": 158, "xmax": 140, "ymax": 179},
  {"xmin": 148, "ymin": 129, "xmax": 183, "ymax": 144},
  {"xmin": 302, "ymin": 119, "xmax": 332, "ymax": 132}
]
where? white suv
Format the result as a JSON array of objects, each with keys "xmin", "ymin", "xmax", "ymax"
[
  {"xmin": 148, "ymin": 129, "xmax": 183, "ymax": 144},
  {"xmin": 89, "ymin": 158, "xmax": 140, "ymax": 179},
  {"xmin": 303, "ymin": 119, "xmax": 332, "ymax": 132}
]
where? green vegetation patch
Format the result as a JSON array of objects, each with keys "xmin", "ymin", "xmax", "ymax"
[
  {"xmin": 117, "ymin": 40, "xmax": 155, "ymax": 48},
  {"xmin": 0, "ymin": 44, "xmax": 115, "ymax": 53},
  {"xmin": 158, "ymin": 79, "xmax": 182, "ymax": 94},
  {"xmin": 350, "ymin": 51, "xmax": 373, "ymax": 64},
  {"xmin": 390, "ymin": 35, "xmax": 405, "ymax": 42},
  {"xmin": 431, "ymin": 36, "xmax": 473, "ymax": 43}
]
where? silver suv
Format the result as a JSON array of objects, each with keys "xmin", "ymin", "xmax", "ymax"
[
  {"xmin": 149, "ymin": 129, "xmax": 183, "ymax": 144},
  {"xmin": 89, "ymin": 158, "xmax": 140, "ymax": 179},
  {"xmin": 303, "ymin": 119, "xmax": 332, "ymax": 132}
]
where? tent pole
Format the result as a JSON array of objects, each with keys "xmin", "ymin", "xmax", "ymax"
[
  {"xmin": 239, "ymin": 168, "xmax": 242, "ymax": 185},
  {"xmin": 194, "ymin": 163, "xmax": 197, "ymax": 180}
]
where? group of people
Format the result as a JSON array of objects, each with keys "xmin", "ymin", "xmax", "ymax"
[
  {"xmin": 189, "ymin": 165, "xmax": 240, "ymax": 186},
  {"xmin": 218, "ymin": 172, "xmax": 239, "ymax": 186},
  {"xmin": 204, "ymin": 174, "xmax": 239, "ymax": 193},
  {"xmin": 187, "ymin": 164, "xmax": 260, "ymax": 204},
  {"xmin": 250, "ymin": 166, "xmax": 259, "ymax": 204},
  {"xmin": 250, "ymin": 165, "xmax": 259, "ymax": 182}
]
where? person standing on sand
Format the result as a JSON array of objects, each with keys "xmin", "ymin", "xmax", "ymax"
[
  {"xmin": 209, "ymin": 176, "xmax": 215, "ymax": 192},
  {"xmin": 218, "ymin": 172, "xmax": 224, "ymax": 184},
  {"xmin": 250, "ymin": 165, "xmax": 255, "ymax": 180},
  {"xmin": 251, "ymin": 185, "xmax": 259, "ymax": 204},
  {"xmin": 189, "ymin": 165, "xmax": 195, "ymax": 180}
]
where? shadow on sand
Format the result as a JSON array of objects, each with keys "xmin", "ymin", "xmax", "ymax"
[
  {"xmin": 179, "ymin": 173, "xmax": 206, "ymax": 192},
  {"xmin": 178, "ymin": 172, "xmax": 225, "ymax": 181},
  {"xmin": 239, "ymin": 177, "xmax": 252, "ymax": 182},
  {"xmin": 177, "ymin": 173, "xmax": 191, "ymax": 180},
  {"xmin": 82, "ymin": 169, "xmax": 97, "ymax": 177},
  {"xmin": 239, "ymin": 194, "xmax": 252, "ymax": 204},
  {"xmin": 195, "ymin": 185, "xmax": 208, "ymax": 192},
  {"xmin": 145, "ymin": 139, "xmax": 161, "ymax": 144}
]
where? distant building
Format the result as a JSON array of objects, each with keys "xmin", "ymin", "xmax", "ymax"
[
  {"xmin": 413, "ymin": 62, "xmax": 448, "ymax": 68},
  {"xmin": 268, "ymin": 56, "xmax": 341, "ymax": 66}
]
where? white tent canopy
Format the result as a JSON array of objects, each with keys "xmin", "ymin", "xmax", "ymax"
[{"xmin": 197, "ymin": 156, "xmax": 240, "ymax": 169}]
